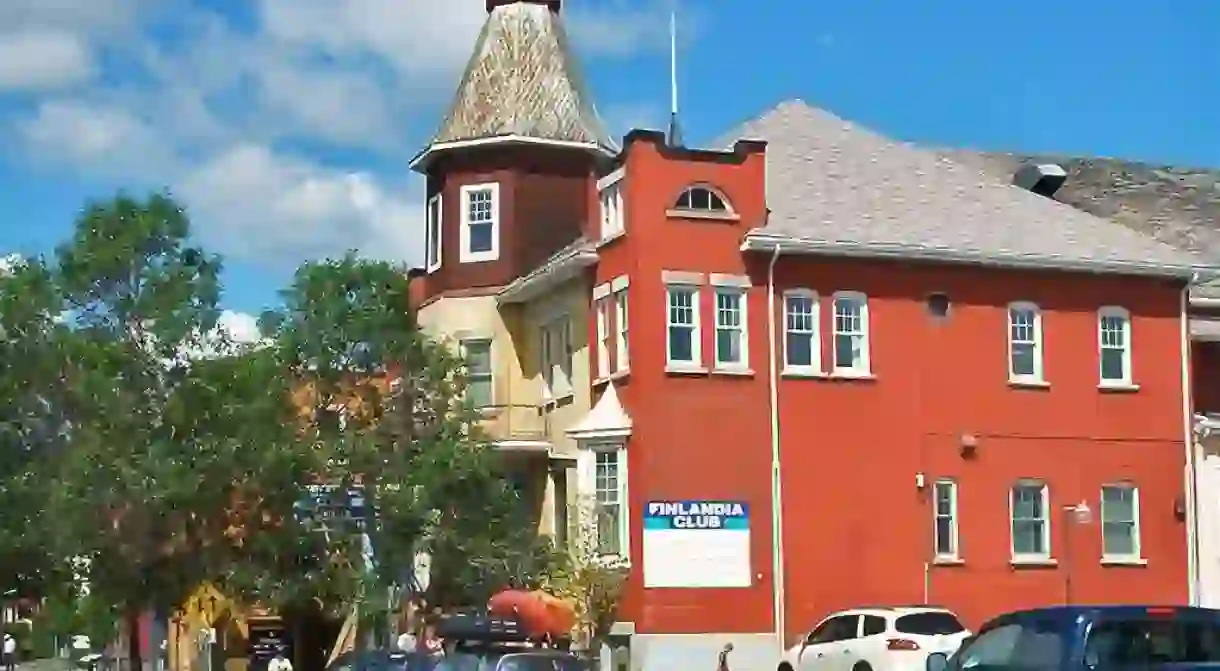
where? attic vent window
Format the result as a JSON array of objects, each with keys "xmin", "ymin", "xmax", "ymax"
[
  {"xmin": 927, "ymin": 293, "xmax": 951, "ymax": 319},
  {"xmin": 668, "ymin": 185, "xmax": 739, "ymax": 221}
]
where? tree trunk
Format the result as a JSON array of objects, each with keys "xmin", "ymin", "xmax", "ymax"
[{"xmin": 127, "ymin": 608, "xmax": 143, "ymax": 671}]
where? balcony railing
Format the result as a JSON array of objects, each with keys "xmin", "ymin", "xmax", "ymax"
[{"xmin": 478, "ymin": 404, "xmax": 550, "ymax": 445}]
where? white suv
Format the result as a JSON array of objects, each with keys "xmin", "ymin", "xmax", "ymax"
[{"xmin": 780, "ymin": 606, "xmax": 971, "ymax": 671}]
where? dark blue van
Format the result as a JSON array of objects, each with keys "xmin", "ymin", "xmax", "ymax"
[{"xmin": 927, "ymin": 606, "xmax": 1220, "ymax": 671}]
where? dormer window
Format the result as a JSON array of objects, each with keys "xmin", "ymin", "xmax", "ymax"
[
  {"xmin": 669, "ymin": 185, "xmax": 736, "ymax": 220},
  {"xmin": 597, "ymin": 167, "xmax": 626, "ymax": 242}
]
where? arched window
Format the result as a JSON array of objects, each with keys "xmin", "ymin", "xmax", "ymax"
[{"xmin": 672, "ymin": 185, "xmax": 732, "ymax": 215}]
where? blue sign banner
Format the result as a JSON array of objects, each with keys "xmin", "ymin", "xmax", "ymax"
[{"xmin": 643, "ymin": 500, "xmax": 750, "ymax": 530}]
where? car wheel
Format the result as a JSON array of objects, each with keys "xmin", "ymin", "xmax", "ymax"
[
  {"xmin": 778, "ymin": 663, "xmax": 794, "ymax": 671},
  {"xmin": 852, "ymin": 662, "xmax": 873, "ymax": 671}
]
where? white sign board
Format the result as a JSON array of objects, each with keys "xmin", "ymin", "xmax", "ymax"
[{"xmin": 642, "ymin": 500, "xmax": 751, "ymax": 588}]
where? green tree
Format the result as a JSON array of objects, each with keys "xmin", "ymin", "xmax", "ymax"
[
  {"xmin": 0, "ymin": 255, "xmax": 75, "ymax": 601},
  {"xmin": 43, "ymin": 193, "xmax": 304, "ymax": 670},
  {"xmin": 257, "ymin": 254, "xmax": 551, "ymax": 621}
]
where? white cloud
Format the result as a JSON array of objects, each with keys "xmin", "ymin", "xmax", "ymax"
[
  {"xmin": 4, "ymin": 0, "xmax": 672, "ymax": 271},
  {"xmin": 217, "ymin": 310, "xmax": 261, "ymax": 345},
  {"xmin": 179, "ymin": 145, "xmax": 418, "ymax": 263},
  {"xmin": 0, "ymin": 30, "xmax": 92, "ymax": 91}
]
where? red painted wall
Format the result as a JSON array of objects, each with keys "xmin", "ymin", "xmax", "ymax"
[{"xmin": 594, "ymin": 131, "xmax": 1191, "ymax": 643}]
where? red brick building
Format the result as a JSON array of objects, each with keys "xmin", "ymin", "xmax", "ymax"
[
  {"xmin": 409, "ymin": 2, "xmax": 1215, "ymax": 669},
  {"xmin": 584, "ymin": 106, "xmax": 1210, "ymax": 669}
]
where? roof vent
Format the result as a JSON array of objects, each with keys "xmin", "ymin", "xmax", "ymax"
[
  {"xmin": 1013, "ymin": 163, "xmax": 1067, "ymax": 199},
  {"xmin": 486, "ymin": 0, "xmax": 560, "ymax": 12}
]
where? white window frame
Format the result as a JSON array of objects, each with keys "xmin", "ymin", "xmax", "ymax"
[
  {"xmin": 540, "ymin": 316, "xmax": 572, "ymax": 401},
  {"xmin": 783, "ymin": 288, "xmax": 820, "ymax": 375},
  {"xmin": 665, "ymin": 282, "xmax": 701, "ymax": 369},
  {"xmin": 588, "ymin": 444, "xmax": 630, "ymax": 559},
  {"xmin": 614, "ymin": 287, "xmax": 629, "ymax": 372},
  {"xmin": 831, "ymin": 291, "xmax": 870, "ymax": 376},
  {"xmin": 460, "ymin": 338, "xmax": 494, "ymax": 409},
  {"xmin": 713, "ymin": 287, "xmax": 749, "ymax": 371},
  {"xmin": 1098, "ymin": 306, "xmax": 1133, "ymax": 387},
  {"xmin": 672, "ymin": 184, "xmax": 734, "ymax": 215},
  {"xmin": 1100, "ymin": 482, "xmax": 1141, "ymax": 561},
  {"xmin": 425, "ymin": 193, "xmax": 442, "ymax": 273},
  {"xmin": 459, "ymin": 182, "xmax": 500, "ymax": 263},
  {"xmin": 599, "ymin": 179, "xmax": 625, "ymax": 241},
  {"xmin": 1007, "ymin": 301, "xmax": 1044, "ymax": 384},
  {"xmin": 1010, "ymin": 480, "xmax": 1051, "ymax": 561},
  {"xmin": 933, "ymin": 479, "xmax": 959, "ymax": 560},
  {"xmin": 595, "ymin": 297, "xmax": 611, "ymax": 379}
]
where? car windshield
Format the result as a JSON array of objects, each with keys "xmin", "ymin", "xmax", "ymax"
[
  {"xmin": 1085, "ymin": 617, "xmax": 1220, "ymax": 665},
  {"xmin": 898, "ymin": 612, "xmax": 967, "ymax": 635}
]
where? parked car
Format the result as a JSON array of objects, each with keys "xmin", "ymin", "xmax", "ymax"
[
  {"xmin": 433, "ymin": 647, "xmax": 586, "ymax": 671},
  {"xmin": 926, "ymin": 605, "xmax": 1220, "ymax": 671},
  {"xmin": 327, "ymin": 649, "xmax": 438, "ymax": 671},
  {"xmin": 781, "ymin": 606, "xmax": 971, "ymax": 671}
]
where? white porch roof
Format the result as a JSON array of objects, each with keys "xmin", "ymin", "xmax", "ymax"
[{"xmin": 567, "ymin": 382, "xmax": 632, "ymax": 441}]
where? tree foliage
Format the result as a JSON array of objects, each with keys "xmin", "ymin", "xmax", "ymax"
[{"xmin": 0, "ymin": 192, "xmax": 552, "ymax": 640}]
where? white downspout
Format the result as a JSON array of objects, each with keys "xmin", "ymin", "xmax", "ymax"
[
  {"xmin": 767, "ymin": 244, "xmax": 786, "ymax": 649},
  {"xmin": 1182, "ymin": 283, "xmax": 1202, "ymax": 605}
]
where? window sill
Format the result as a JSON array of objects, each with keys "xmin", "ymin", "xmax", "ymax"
[
  {"xmin": 1098, "ymin": 382, "xmax": 1140, "ymax": 393},
  {"xmin": 665, "ymin": 209, "xmax": 741, "ymax": 223},
  {"xmin": 596, "ymin": 230, "xmax": 626, "ymax": 249},
  {"xmin": 665, "ymin": 364, "xmax": 708, "ymax": 376},
  {"xmin": 593, "ymin": 369, "xmax": 631, "ymax": 387},
  {"xmin": 458, "ymin": 253, "xmax": 498, "ymax": 264},
  {"xmin": 1101, "ymin": 556, "xmax": 1147, "ymax": 567},
  {"xmin": 829, "ymin": 370, "xmax": 875, "ymax": 381},
  {"xmin": 782, "ymin": 368, "xmax": 826, "ymax": 379},
  {"xmin": 712, "ymin": 367, "xmax": 754, "ymax": 377},
  {"xmin": 1009, "ymin": 378, "xmax": 1050, "ymax": 389},
  {"xmin": 932, "ymin": 557, "xmax": 965, "ymax": 566},
  {"xmin": 1011, "ymin": 557, "xmax": 1058, "ymax": 568}
]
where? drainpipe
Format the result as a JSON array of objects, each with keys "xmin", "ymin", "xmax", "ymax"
[
  {"xmin": 766, "ymin": 244, "xmax": 786, "ymax": 649},
  {"xmin": 1182, "ymin": 281, "xmax": 1201, "ymax": 605}
]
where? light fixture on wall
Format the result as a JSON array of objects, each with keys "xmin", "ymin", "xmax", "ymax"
[{"xmin": 959, "ymin": 433, "xmax": 979, "ymax": 458}]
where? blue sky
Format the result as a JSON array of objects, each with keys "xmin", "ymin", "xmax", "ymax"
[{"xmin": 0, "ymin": 0, "xmax": 1216, "ymax": 326}]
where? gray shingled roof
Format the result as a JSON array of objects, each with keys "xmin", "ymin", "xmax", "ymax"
[
  {"xmin": 722, "ymin": 100, "xmax": 1209, "ymax": 277},
  {"xmin": 942, "ymin": 149, "xmax": 1220, "ymax": 295},
  {"xmin": 426, "ymin": 2, "xmax": 616, "ymax": 152}
]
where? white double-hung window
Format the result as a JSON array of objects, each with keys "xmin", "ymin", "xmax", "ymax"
[
  {"xmin": 424, "ymin": 194, "xmax": 442, "ymax": 272},
  {"xmin": 614, "ymin": 282, "xmax": 629, "ymax": 372},
  {"xmin": 831, "ymin": 291, "xmax": 870, "ymax": 376},
  {"xmin": 1011, "ymin": 481, "xmax": 1050, "ymax": 560},
  {"xmin": 459, "ymin": 182, "xmax": 499, "ymax": 263},
  {"xmin": 1101, "ymin": 483, "xmax": 1140, "ymax": 561},
  {"xmin": 595, "ymin": 296, "xmax": 611, "ymax": 379},
  {"xmin": 665, "ymin": 282, "xmax": 700, "ymax": 369},
  {"xmin": 1008, "ymin": 302, "xmax": 1043, "ymax": 383},
  {"xmin": 933, "ymin": 479, "xmax": 959, "ymax": 560},
  {"xmin": 783, "ymin": 289, "xmax": 819, "ymax": 374},
  {"xmin": 1098, "ymin": 306, "xmax": 1133, "ymax": 387},
  {"xmin": 597, "ymin": 168, "xmax": 626, "ymax": 241},
  {"xmin": 713, "ymin": 286, "xmax": 748, "ymax": 371},
  {"xmin": 593, "ymin": 448, "xmax": 629, "ymax": 557}
]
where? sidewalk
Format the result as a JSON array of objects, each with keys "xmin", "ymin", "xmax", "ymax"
[{"xmin": 16, "ymin": 659, "xmax": 72, "ymax": 671}]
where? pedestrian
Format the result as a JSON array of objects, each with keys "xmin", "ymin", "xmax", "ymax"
[{"xmin": 2, "ymin": 631, "xmax": 16, "ymax": 671}]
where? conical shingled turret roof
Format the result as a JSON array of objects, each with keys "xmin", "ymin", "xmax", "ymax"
[{"xmin": 418, "ymin": 1, "xmax": 617, "ymax": 163}]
